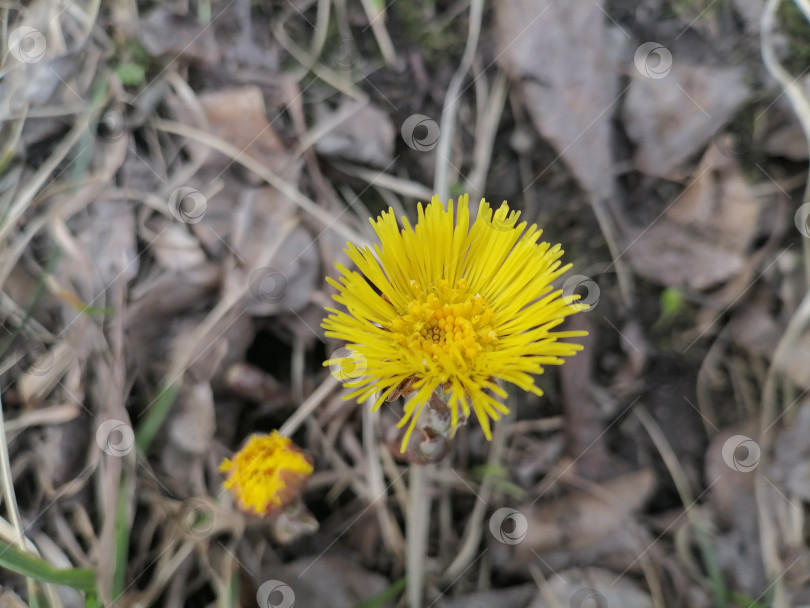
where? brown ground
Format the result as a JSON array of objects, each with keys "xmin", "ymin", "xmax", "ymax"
[{"xmin": 2, "ymin": 1, "xmax": 810, "ymax": 607}]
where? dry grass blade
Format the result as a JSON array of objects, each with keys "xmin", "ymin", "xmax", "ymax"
[
  {"xmin": 331, "ymin": 163, "xmax": 434, "ymax": 202},
  {"xmin": 433, "ymin": 0, "xmax": 484, "ymax": 200},
  {"xmin": 442, "ymin": 408, "xmax": 510, "ymax": 582},
  {"xmin": 0, "ymin": 111, "xmax": 93, "ymax": 248},
  {"xmin": 152, "ymin": 119, "xmax": 367, "ymax": 247},
  {"xmin": 761, "ymin": 0, "xmax": 810, "ymax": 278},
  {"xmin": 5, "ymin": 1, "xmax": 806, "ymax": 606}
]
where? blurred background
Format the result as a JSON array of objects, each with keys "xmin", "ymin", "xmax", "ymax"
[{"xmin": 1, "ymin": 0, "xmax": 810, "ymax": 606}]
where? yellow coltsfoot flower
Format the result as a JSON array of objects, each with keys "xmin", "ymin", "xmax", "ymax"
[
  {"xmin": 323, "ymin": 194, "xmax": 588, "ymax": 451},
  {"xmin": 220, "ymin": 431, "xmax": 313, "ymax": 516}
]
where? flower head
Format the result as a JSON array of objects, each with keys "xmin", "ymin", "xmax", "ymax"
[
  {"xmin": 219, "ymin": 431, "xmax": 313, "ymax": 516},
  {"xmin": 323, "ymin": 195, "xmax": 587, "ymax": 450}
]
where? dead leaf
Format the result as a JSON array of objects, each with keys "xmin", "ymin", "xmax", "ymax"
[
  {"xmin": 627, "ymin": 144, "xmax": 761, "ymax": 289},
  {"xmin": 730, "ymin": 298, "xmax": 810, "ymax": 390},
  {"xmin": 314, "ymin": 100, "xmax": 395, "ymax": 168},
  {"xmin": 764, "ymin": 119, "xmax": 808, "ymax": 161},
  {"xmin": 199, "ymin": 86, "xmax": 294, "ymax": 178},
  {"xmin": 151, "ymin": 223, "xmax": 207, "ymax": 271},
  {"xmin": 732, "ymin": 0, "xmax": 767, "ymax": 34},
  {"xmin": 140, "ymin": 8, "xmax": 220, "ymax": 65},
  {"xmin": 508, "ymin": 469, "xmax": 654, "ymax": 565},
  {"xmin": 496, "ymin": 0, "xmax": 623, "ymax": 202},
  {"xmin": 271, "ymin": 556, "xmax": 394, "ymax": 608},
  {"xmin": 623, "ymin": 62, "xmax": 749, "ymax": 178},
  {"xmin": 729, "ymin": 300, "xmax": 783, "ymax": 359},
  {"xmin": 226, "ymin": 186, "xmax": 319, "ymax": 316},
  {"xmin": 770, "ymin": 402, "xmax": 810, "ymax": 500},
  {"xmin": 527, "ymin": 567, "xmax": 652, "ymax": 608},
  {"xmin": 705, "ymin": 425, "xmax": 766, "ymax": 595},
  {"xmin": 439, "ymin": 585, "xmax": 535, "ymax": 608}
]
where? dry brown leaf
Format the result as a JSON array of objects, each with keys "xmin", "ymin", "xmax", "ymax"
[
  {"xmin": 627, "ymin": 144, "xmax": 761, "ymax": 289},
  {"xmin": 270, "ymin": 556, "xmax": 394, "ymax": 608},
  {"xmin": 732, "ymin": 0, "xmax": 767, "ymax": 34},
  {"xmin": 495, "ymin": 0, "xmax": 622, "ymax": 202},
  {"xmin": 439, "ymin": 585, "xmax": 535, "ymax": 608},
  {"xmin": 510, "ymin": 469, "xmax": 654, "ymax": 564},
  {"xmin": 227, "ymin": 186, "xmax": 319, "ymax": 316},
  {"xmin": 139, "ymin": 8, "xmax": 220, "ymax": 65},
  {"xmin": 729, "ymin": 301, "xmax": 783, "ymax": 359},
  {"xmin": 198, "ymin": 86, "xmax": 293, "ymax": 177},
  {"xmin": 705, "ymin": 426, "xmax": 766, "ymax": 595},
  {"xmin": 75, "ymin": 201, "xmax": 139, "ymax": 292},
  {"xmin": 527, "ymin": 567, "xmax": 652, "ymax": 608},
  {"xmin": 770, "ymin": 402, "xmax": 810, "ymax": 501},
  {"xmin": 730, "ymin": 299, "xmax": 810, "ymax": 390},
  {"xmin": 313, "ymin": 100, "xmax": 395, "ymax": 168},
  {"xmin": 624, "ymin": 63, "xmax": 749, "ymax": 178},
  {"xmin": 764, "ymin": 119, "xmax": 809, "ymax": 161},
  {"xmin": 150, "ymin": 223, "xmax": 207, "ymax": 271}
]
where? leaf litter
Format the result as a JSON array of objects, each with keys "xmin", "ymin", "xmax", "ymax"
[{"xmin": 1, "ymin": 1, "xmax": 810, "ymax": 607}]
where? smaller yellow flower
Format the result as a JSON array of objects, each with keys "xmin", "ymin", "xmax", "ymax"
[{"xmin": 220, "ymin": 431, "xmax": 313, "ymax": 516}]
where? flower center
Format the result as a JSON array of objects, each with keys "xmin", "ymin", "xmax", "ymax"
[{"xmin": 390, "ymin": 278, "xmax": 498, "ymax": 366}]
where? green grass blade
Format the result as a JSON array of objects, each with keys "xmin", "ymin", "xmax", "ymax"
[
  {"xmin": 135, "ymin": 382, "xmax": 179, "ymax": 452},
  {"xmin": 111, "ymin": 476, "xmax": 131, "ymax": 600},
  {"xmin": 354, "ymin": 576, "xmax": 406, "ymax": 608},
  {"xmin": 0, "ymin": 539, "xmax": 96, "ymax": 591}
]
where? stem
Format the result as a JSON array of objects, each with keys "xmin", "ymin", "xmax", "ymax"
[{"xmin": 406, "ymin": 464, "xmax": 430, "ymax": 608}]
